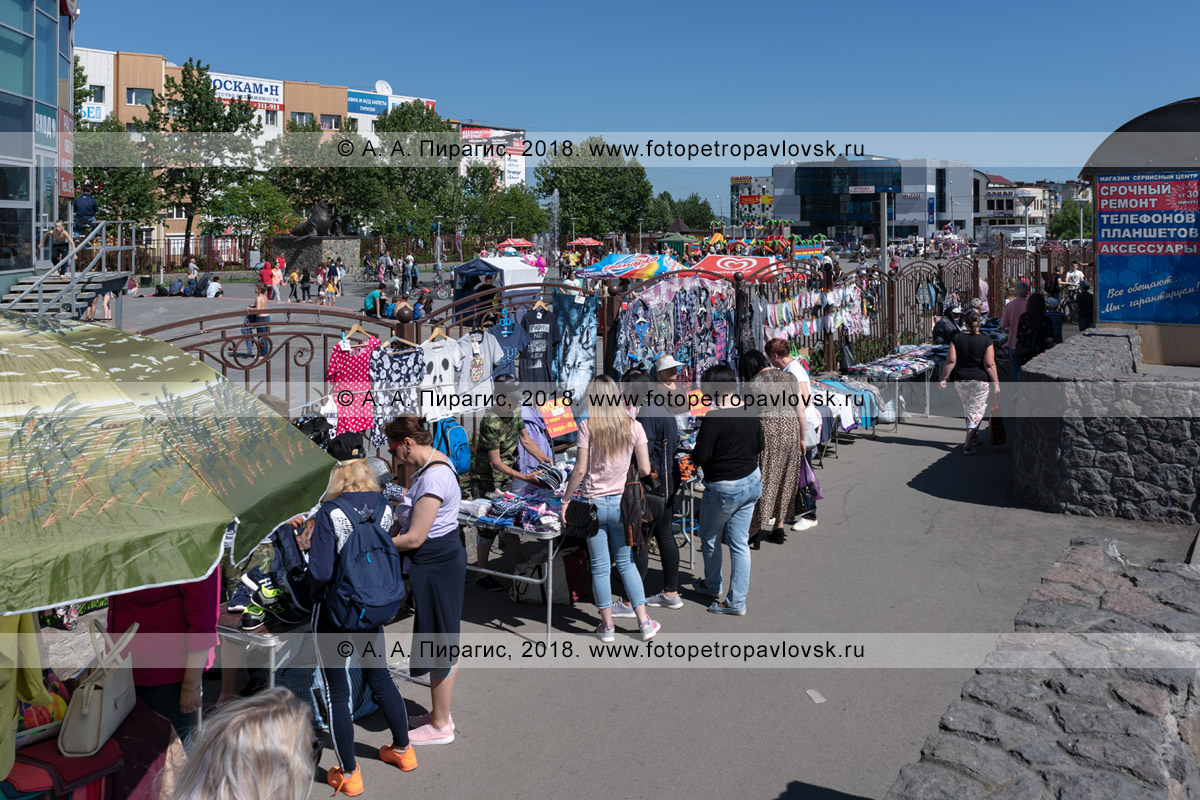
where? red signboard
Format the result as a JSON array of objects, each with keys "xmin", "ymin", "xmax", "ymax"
[
  {"xmin": 739, "ymin": 195, "xmax": 761, "ymax": 205},
  {"xmin": 58, "ymin": 110, "xmax": 74, "ymax": 197},
  {"xmin": 540, "ymin": 399, "xmax": 578, "ymax": 437}
]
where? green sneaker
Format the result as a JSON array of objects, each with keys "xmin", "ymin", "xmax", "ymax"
[
  {"xmin": 242, "ymin": 570, "xmax": 280, "ymax": 607},
  {"xmin": 240, "ymin": 604, "xmax": 266, "ymax": 631}
]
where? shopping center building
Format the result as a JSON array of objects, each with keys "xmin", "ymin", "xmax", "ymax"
[
  {"xmin": 1, "ymin": 0, "xmax": 77, "ymax": 280},
  {"xmin": 769, "ymin": 155, "xmax": 975, "ymax": 242}
]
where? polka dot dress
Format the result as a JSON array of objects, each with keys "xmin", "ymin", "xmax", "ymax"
[{"xmin": 327, "ymin": 336, "xmax": 380, "ymax": 435}]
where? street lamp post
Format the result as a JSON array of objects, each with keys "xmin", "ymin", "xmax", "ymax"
[
  {"xmin": 638, "ymin": 217, "xmax": 644, "ymax": 253},
  {"xmin": 508, "ymin": 216, "xmax": 515, "ymax": 239},
  {"xmin": 433, "ymin": 214, "xmax": 443, "ymax": 267}
]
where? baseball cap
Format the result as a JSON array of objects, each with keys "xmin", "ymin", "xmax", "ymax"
[
  {"xmin": 366, "ymin": 456, "xmax": 395, "ymax": 486},
  {"xmin": 655, "ymin": 355, "xmax": 683, "ymax": 373},
  {"xmin": 327, "ymin": 432, "xmax": 366, "ymax": 463},
  {"xmin": 1047, "ymin": 297, "xmax": 1060, "ymax": 309},
  {"xmin": 950, "ymin": 306, "xmax": 963, "ymax": 315},
  {"xmin": 1079, "ymin": 280, "xmax": 1090, "ymax": 289}
]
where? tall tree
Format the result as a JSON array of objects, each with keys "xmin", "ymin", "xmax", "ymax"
[
  {"xmin": 269, "ymin": 118, "xmax": 385, "ymax": 232},
  {"xmin": 73, "ymin": 115, "xmax": 160, "ymax": 224},
  {"xmin": 201, "ymin": 176, "xmax": 294, "ymax": 256},
  {"xmin": 1047, "ymin": 197, "xmax": 1094, "ymax": 240},
  {"xmin": 371, "ymin": 101, "xmax": 462, "ymax": 236},
  {"xmin": 673, "ymin": 193, "xmax": 715, "ymax": 229},
  {"xmin": 645, "ymin": 191, "xmax": 675, "ymax": 232},
  {"xmin": 534, "ymin": 136, "xmax": 652, "ymax": 237},
  {"xmin": 138, "ymin": 58, "xmax": 262, "ymax": 257}
]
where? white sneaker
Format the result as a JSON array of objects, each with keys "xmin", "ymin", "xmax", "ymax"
[
  {"xmin": 639, "ymin": 618, "xmax": 661, "ymax": 641},
  {"xmin": 610, "ymin": 601, "xmax": 636, "ymax": 618},
  {"xmin": 595, "ymin": 624, "xmax": 616, "ymax": 643},
  {"xmin": 792, "ymin": 518, "xmax": 818, "ymax": 532},
  {"xmin": 645, "ymin": 592, "xmax": 684, "ymax": 609}
]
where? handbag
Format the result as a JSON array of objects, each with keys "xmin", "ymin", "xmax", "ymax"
[
  {"xmin": 58, "ymin": 620, "xmax": 138, "ymax": 758},
  {"xmin": 562, "ymin": 499, "xmax": 599, "ymax": 539},
  {"xmin": 988, "ymin": 398, "xmax": 1006, "ymax": 446}
]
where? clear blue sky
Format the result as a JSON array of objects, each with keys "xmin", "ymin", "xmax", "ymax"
[{"xmin": 78, "ymin": 0, "xmax": 1200, "ymax": 210}]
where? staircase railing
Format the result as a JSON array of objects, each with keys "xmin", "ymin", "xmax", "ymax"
[{"xmin": 4, "ymin": 221, "xmax": 137, "ymax": 316}]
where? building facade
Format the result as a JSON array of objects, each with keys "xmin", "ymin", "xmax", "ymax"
[
  {"xmin": 729, "ymin": 175, "xmax": 773, "ymax": 224},
  {"xmin": 1, "ymin": 0, "xmax": 77, "ymax": 278},
  {"xmin": 771, "ymin": 156, "xmax": 974, "ymax": 243}
]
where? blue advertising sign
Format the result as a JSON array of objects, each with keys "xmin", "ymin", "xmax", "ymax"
[
  {"xmin": 347, "ymin": 90, "xmax": 389, "ymax": 116},
  {"xmin": 927, "ymin": 197, "xmax": 935, "ymax": 225},
  {"xmin": 1096, "ymin": 172, "xmax": 1200, "ymax": 325}
]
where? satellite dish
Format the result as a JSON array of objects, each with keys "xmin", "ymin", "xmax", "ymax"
[{"xmin": 375, "ymin": 80, "xmax": 393, "ymax": 96}]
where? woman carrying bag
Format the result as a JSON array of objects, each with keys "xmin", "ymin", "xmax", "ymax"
[{"xmin": 939, "ymin": 309, "xmax": 1001, "ymax": 454}]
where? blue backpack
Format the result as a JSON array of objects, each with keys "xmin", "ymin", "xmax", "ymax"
[
  {"xmin": 323, "ymin": 494, "xmax": 406, "ymax": 632},
  {"xmin": 431, "ymin": 418, "xmax": 470, "ymax": 475}
]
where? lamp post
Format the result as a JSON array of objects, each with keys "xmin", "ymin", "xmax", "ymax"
[
  {"xmin": 155, "ymin": 211, "xmax": 166, "ymax": 284},
  {"xmin": 508, "ymin": 216, "xmax": 515, "ymax": 239},
  {"xmin": 638, "ymin": 217, "xmax": 644, "ymax": 253},
  {"xmin": 433, "ymin": 214, "xmax": 443, "ymax": 267}
]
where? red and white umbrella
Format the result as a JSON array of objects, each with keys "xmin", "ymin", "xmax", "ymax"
[
  {"xmin": 497, "ymin": 238, "xmax": 534, "ymax": 249},
  {"xmin": 567, "ymin": 237, "xmax": 603, "ymax": 247}
]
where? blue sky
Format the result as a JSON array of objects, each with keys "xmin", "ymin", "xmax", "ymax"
[{"xmin": 78, "ymin": 0, "xmax": 1200, "ymax": 209}]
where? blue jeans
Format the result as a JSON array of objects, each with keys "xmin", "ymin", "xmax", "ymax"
[
  {"xmin": 699, "ymin": 469, "xmax": 762, "ymax": 612},
  {"xmin": 585, "ymin": 493, "xmax": 646, "ymax": 610},
  {"xmin": 1008, "ymin": 348, "xmax": 1019, "ymax": 384},
  {"xmin": 136, "ymin": 683, "xmax": 196, "ymax": 747}
]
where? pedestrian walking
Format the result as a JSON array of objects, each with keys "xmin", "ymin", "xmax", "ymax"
[{"xmin": 939, "ymin": 310, "xmax": 1001, "ymax": 455}]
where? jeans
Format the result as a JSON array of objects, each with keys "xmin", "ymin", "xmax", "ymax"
[
  {"xmin": 136, "ymin": 683, "xmax": 195, "ymax": 747},
  {"xmin": 1008, "ymin": 348, "xmax": 1019, "ymax": 384},
  {"xmin": 699, "ymin": 469, "xmax": 762, "ymax": 612},
  {"xmin": 586, "ymin": 493, "xmax": 646, "ymax": 610}
]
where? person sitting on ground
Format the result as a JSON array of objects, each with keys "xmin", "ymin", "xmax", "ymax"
[
  {"xmin": 932, "ymin": 306, "xmax": 963, "ymax": 345},
  {"xmin": 468, "ymin": 375, "xmax": 553, "ymax": 590},
  {"xmin": 206, "ymin": 275, "xmax": 223, "ymax": 298},
  {"xmin": 364, "ymin": 282, "xmax": 387, "ymax": 318},
  {"xmin": 170, "ymin": 687, "xmax": 315, "ymax": 800}
]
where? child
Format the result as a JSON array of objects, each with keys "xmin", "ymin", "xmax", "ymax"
[{"xmin": 325, "ymin": 280, "xmax": 338, "ymax": 307}]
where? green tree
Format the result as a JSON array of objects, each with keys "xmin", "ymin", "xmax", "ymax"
[
  {"xmin": 533, "ymin": 136, "xmax": 652, "ymax": 237},
  {"xmin": 371, "ymin": 101, "xmax": 462, "ymax": 236},
  {"xmin": 74, "ymin": 115, "xmax": 161, "ymax": 224},
  {"xmin": 138, "ymin": 58, "xmax": 262, "ymax": 257},
  {"xmin": 673, "ymin": 193, "xmax": 715, "ymax": 230},
  {"xmin": 269, "ymin": 118, "xmax": 385, "ymax": 232},
  {"xmin": 72, "ymin": 56, "xmax": 93, "ymax": 120},
  {"xmin": 461, "ymin": 163, "xmax": 502, "ymax": 236},
  {"xmin": 645, "ymin": 191, "xmax": 675, "ymax": 232},
  {"xmin": 1047, "ymin": 198, "xmax": 1094, "ymax": 240},
  {"xmin": 201, "ymin": 177, "xmax": 294, "ymax": 255}
]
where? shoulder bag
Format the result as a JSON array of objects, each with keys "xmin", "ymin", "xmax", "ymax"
[
  {"xmin": 563, "ymin": 499, "xmax": 599, "ymax": 539},
  {"xmin": 58, "ymin": 620, "xmax": 138, "ymax": 757}
]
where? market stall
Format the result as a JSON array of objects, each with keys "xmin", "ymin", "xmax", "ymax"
[{"xmin": 575, "ymin": 252, "xmax": 682, "ymax": 281}]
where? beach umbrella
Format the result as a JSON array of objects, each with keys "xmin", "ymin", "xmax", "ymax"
[{"xmin": 0, "ymin": 312, "xmax": 332, "ymax": 614}]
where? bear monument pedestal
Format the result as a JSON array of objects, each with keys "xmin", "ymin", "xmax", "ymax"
[{"xmin": 271, "ymin": 237, "xmax": 361, "ymax": 277}]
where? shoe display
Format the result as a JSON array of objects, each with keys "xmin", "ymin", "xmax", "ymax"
[
  {"xmin": 595, "ymin": 624, "xmax": 616, "ymax": 643},
  {"xmin": 645, "ymin": 592, "xmax": 684, "ymax": 609},
  {"xmin": 639, "ymin": 618, "xmax": 661, "ymax": 641},
  {"xmin": 379, "ymin": 744, "xmax": 418, "ymax": 771},
  {"xmin": 226, "ymin": 582, "xmax": 253, "ymax": 613},
  {"xmin": 610, "ymin": 601, "xmax": 636, "ymax": 618},
  {"xmin": 475, "ymin": 575, "xmax": 504, "ymax": 592},
  {"xmin": 408, "ymin": 723, "xmax": 456, "ymax": 745},
  {"xmin": 242, "ymin": 569, "xmax": 280, "ymax": 607},
  {"xmin": 326, "ymin": 765, "xmax": 363, "ymax": 796},
  {"xmin": 239, "ymin": 604, "xmax": 266, "ymax": 631}
]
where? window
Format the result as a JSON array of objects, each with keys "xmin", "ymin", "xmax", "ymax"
[
  {"xmin": 264, "ymin": 109, "xmax": 277, "ymax": 126},
  {"xmin": 35, "ymin": 11, "xmax": 54, "ymax": 105},
  {"xmin": 88, "ymin": 84, "xmax": 104, "ymax": 103},
  {"xmin": 0, "ymin": 164, "xmax": 30, "ymax": 201},
  {"xmin": 0, "ymin": 25, "xmax": 33, "ymax": 96},
  {"xmin": 166, "ymin": 202, "xmax": 190, "ymax": 219},
  {"xmin": 0, "ymin": 207, "xmax": 34, "ymax": 272},
  {"xmin": 371, "ymin": 119, "xmax": 378, "ymax": 133},
  {"xmin": 290, "ymin": 111, "xmax": 312, "ymax": 126},
  {"xmin": 58, "ymin": 13, "xmax": 68, "ymax": 55},
  {"xmin": 0, "ymin": 0, "xmax": 34, "ymax": 34},
  {"xmin": 124, "ymin": 121, "xmax": 144, "ymax": 142},
  {"xmin": 126, "ymin": 87, "xmax": 152, "ymax": 106},
  {"xmin": 345, "ymin": 117, "xmax": 357, "ymax": 132},
  {"xmin": 0, "ymin": 92, "xmax": 31, "ymax": 160},
  {"xmin": 320, "ymin": 114, "xmax": 340, "ymax": 131},
  {"xmin": 36, "ymin": 0, "xmax": 54, "ymax": 15},
  {"xmin": 58, "ymin": 54, "xmax": 68, "ymax": 107}
]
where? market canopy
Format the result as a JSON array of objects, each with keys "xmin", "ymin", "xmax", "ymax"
[
  {"xmin": 567, "ymin": 237, "xmax": 602, "ymax": 247},
  {"xmin": 657, "ymin": 232, "xmax": 698, "ymax": 243},
  {"xmin": 575, "ymin": 253, "xmax": 682, "ymax": 280},
  {"xmin": 690, "ymin": 255, "xmax": 778, "ymax": 279},
  {"xmin": 0, "ymin": 312, "xmax": 331, "ymax": 615},
  {"xmin": 496, "ymin": 238, "xmax": 534, "ymax": 249}
]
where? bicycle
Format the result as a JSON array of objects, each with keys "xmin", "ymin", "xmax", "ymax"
[
  {"xmin": 1060, "ymin": 287, "xmax": 1078, "ymax": 324},
  {"xmin": 433, "ymin": 263, "xmax": 450, "ymax": 299}
]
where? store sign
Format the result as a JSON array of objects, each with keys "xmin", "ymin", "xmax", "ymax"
[
  {"xmin": 1095, "ymin": 171, "xmax": 1200, "ymax": 325},
  {"xmin": 80, "ymin": 103, "xmax": 105, "ymax": 123},
  {"xmin": 539, "ymin": 399, "xmax": 578, "ymax": 437},
  {"xmin": 986, "ymin": 190, "xmax": 1014, "ymax": 198},
  {"xmin": 34, "ymin": 105, "xmax": 57, "ymax": 149},
  {"xmin": 60, "ymin": 0, "xmax": 78, "ymax": 15},
  {"xmin": 208, "ymin": 73, "xmax": 283, "ymax": 111},
  {"xmin": 900, "ymin": 192, "xmax": 923, "ymax": 199},
  {"xmin": 730, "ymin": 176, "xmax": 753, "ymax": 184},
  {"xmin": 347, "ymin": 90, "xmax": 389, "ymax": 116},
  {"xmin": 739, "ymin": 195, "xmax": 761, "ymax": 205},
  {"xmin": 388, "ymin": 96, "xmax": 436, "ymax": 112},
  {"xmin": 58, "ymin": 110, "xmax": 74, "ymax": 197},
  {"xmin": 505, "ymin": 153, "xmax": 524, "ymax": 186},
  {"xmin": 760, "ymin": 195, "xmax": 773, "ymax": 206},
  {"xmin": 848, "ymin": 185, "xmax": 874, "ymax": 194}
]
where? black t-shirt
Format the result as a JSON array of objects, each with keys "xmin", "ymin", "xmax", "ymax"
[
  {"xmin": 518, "ymin": 308, "xmax": 561, "ymax": 385},
  {"xmin": 1077, "ymin": 291, "xmax": 1094, "ymax": 320},
  {"xmin": 951, "ymin": 332, "xmax": 992, "ymax": 382},
  {"xmin": 692, "ymin": 407, "xmax": 764, "ymax": 483}
]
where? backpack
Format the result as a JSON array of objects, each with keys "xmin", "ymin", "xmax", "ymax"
[
  {"xmin": 168, "ymin": 279, "xmax": 183, "ymax": 296},
  {"xmin": 1015, "ymin": 317, "xmax": 1046, "ymax": 363},
  {"xmin": 265, "ymin": 520, "xmax": 314, "ymax": 613},
  {"xmin": 154, "ymin": 284, "xmax": 169, "ymax": 297},
  {"xmin": 431, "ymin": 418, "xmax": 470, "ymax": 475},
  {"xmin": 322, "ymin": 494, "xmax": 406, "ymax": 632},
  {"xmin": 620, "ymin": 458, "xmax": 652, "ymax": 548}
]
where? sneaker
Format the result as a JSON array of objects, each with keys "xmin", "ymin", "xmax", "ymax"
[
  {"xmin": 645, "ymin": 592, "xmax": 684, "ymax": 609},
  {"xmin": 610, "ymin": 601, "xmax": 636, "ymax": 618},
  {"xmin": 227, "ymin": 582, "xmax": 254, "ymax": 613},
  {"xmin": 792, "ymin": 518, "xmax": 818, "ymax": 532},
  {"xmin": 239, "ymin": 604, "xmax": 266, "ymax": 631},
  {"xmin": 476, "ymin": 575, "xmax": 504, "ymax": 592},
  {"xmin": 707, "ymin": 601, "xmax": 747, "ymax": 616},
  {"xmin": 639, "ymin": 618, "xmax": 661, "ymax": 641},
  {"xmin": 408, "ymin": 723, "xmax": 455, "ymax": 745},
  {"xmin": 326, "ymin": 765, "xmax": 363, "ymax": 796},
  {"xmin": 595, "ymin": 624, "xmax": 616, "ymax": 643},
  {"xmin": 242, "ymin": 570, "xmax": 280, "ymax": 607},
  {"xmin": 408, "ymin": 712, "xmax": 454, "ymax": 730},
  {"xmin": 379, "ymin": 744, "xmax": 418, "ymax": 771},
  {"xmin": 692, "ymin": 578, "xmax": 721, "ymax": 598}
]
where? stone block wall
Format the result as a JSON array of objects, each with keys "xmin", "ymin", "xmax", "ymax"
[
  {"xmin": 884, "ymin": 538, "xmax": 1200, "ymax": 800},
  {"xmin": 272, "ymin": 237, "xmax": 362, "ymax": 276},
  {"xmin": 1014, "ymin": 328, "xmax": 1200, "ymax": 525}
]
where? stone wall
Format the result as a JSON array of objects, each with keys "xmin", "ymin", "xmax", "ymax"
[
  {"xmin": 271, "ymin": 237, "xmax": 362, "ymax": 276},
  {"xmin": 884, "ymin": 538, "xmax": 1200, "ymax": 800},
  {"xmin": 1014, "ymin": 328, "xmax": 1200, "ymax": 525}
]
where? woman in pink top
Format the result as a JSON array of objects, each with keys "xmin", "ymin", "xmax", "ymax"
[
  {"xmin": 560, "ymin": 376, "xmax": 659, "ymax": 643},
  {"xmin": 108, "ymin": 571, "xmax": 220, "ymax": 744}
]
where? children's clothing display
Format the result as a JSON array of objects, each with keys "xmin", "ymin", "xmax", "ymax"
[
  {"xmin": 419, "ymin": 338, "xmax": 462, "ymax": 421},
  {"xmin": 326, "ymin": 336, "xmax": 381, "ymax": 435},
  {"xmin": 368, "ymin": 346, "xmax": 426, "ymax": 447}
]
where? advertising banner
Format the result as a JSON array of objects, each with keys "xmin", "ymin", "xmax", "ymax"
[
  {"xmin": 347, "ymin": 90, "xmax": 389, "ymax": 116},
  {"xmin": 58, "ymin": 110, "xmax": 74, "ymax": 197},
  {"xmin": 1096, "ymin": 172, "xmax": 1200, "ymax": 325},
  {"xmin": 208, "ymin": 73, "xmax": 283, "ymax": 111},
  {"xmin": 848, "ymin": 186, "xmax": 873, "ymax": 195},
  {"xmin": 35, "ymin": 104, "xmax": 56, "ymax": 149}
]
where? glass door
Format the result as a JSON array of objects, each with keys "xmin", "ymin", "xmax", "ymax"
[{"xmin": 34, "ymin": 152, "xmax": 55, "ymax": 264}]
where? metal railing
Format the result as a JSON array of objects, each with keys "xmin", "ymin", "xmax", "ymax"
[{"xmin": 4, "ymin": 221, "xmax": 137, "ymax": 316}]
